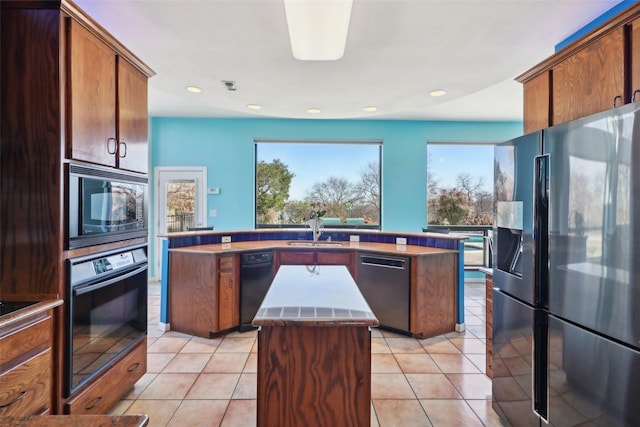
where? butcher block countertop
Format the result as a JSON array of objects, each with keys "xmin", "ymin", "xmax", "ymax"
[
  {"xmin": 252, "ymin": 265, "xmax": 379, "ymax": 327},
  {"xmin": 168, "ymin": 240, "xmax": 457, "ymax": 256}
]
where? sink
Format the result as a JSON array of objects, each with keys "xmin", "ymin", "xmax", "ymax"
[{"xmin": 287, "ymin": 241, "xmax": 344, "ymax": 247}]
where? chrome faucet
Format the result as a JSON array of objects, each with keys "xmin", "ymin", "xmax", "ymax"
[{"xmin": 306, "ymin": 211, "xmax": 323, "ymax": 242}]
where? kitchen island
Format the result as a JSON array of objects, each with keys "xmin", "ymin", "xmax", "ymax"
[{"xmin": 252, "ymin": 265, "xmax": 378, "ymax": 427}]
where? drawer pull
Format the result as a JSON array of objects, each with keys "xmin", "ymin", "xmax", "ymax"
[
  {"xmin": 127, "ymin": 362, "xmax": 141, "ymax": 372},
  {"xmin": 107, "ymin": 137, "xmax": 117, "ymax": 154},
  {"xmin": 613, "ymin": 95, "xmax": 623, "ymax": 108},
  {"xmin": 85, "ymin": 396, "xmax": 102, "ymax": 410},
  {"xmin": 0, "ymin": 391, "xmax": 27, "ymax": 408}
]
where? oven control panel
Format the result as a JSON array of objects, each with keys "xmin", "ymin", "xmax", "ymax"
[
  {"xmin": 70, "ymin": 246, "xmax": 147, "ymax": 286},
  {"xmin": 93, "ymin": 252, "xmax": 134, "ymax": 274}
]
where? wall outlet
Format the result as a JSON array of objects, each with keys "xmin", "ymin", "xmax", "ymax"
[
  {"xmin": 209, "ymin": 209, "xmax": 217, "ymax": 217},
  {"xmin": 350, "ymin": 235, "xmax": 360, "ymax": 242},
  {"xmin": 396, "ymin": 237, "xmax": 407, "ymax": 245},
  {"xmin": 207, "ymin": 187, "xmax": 221, "ymax": 195},
  {"xmin": 221, "ymin": 236, "xmax": 231, "ymax": 243}
]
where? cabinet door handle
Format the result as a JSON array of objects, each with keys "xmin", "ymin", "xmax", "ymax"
[
  {"xmin": 119, "ymin": 141, "xmax": 128, "ymax": 158},
  {"xmin": 107, "ymin": 137, "xmax": 117, "ymax": 154},
  {"xmin": 633, "ymin": 90, "xmax": 640, "ymax": 103},
  {"xmin": 0, "ymin": 390, "xmax": 27, "ymax": 408},
  {"xmin": 127, "ymin": 362, "xmax": 141, "ymax": 372},
  {"xmin": 613, "ymin": 95, "xmax": 623, "ymax": 108},
  {"xmin": 85, "ymin": 396, "xmax": 102, "ymax": 410}
]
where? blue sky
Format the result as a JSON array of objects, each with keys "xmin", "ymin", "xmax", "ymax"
[
  {"xmin": 257, "ymin": 143, "xmax": 379, "ymax": 200},
  {"xmin": 257, "ymin": 142, "xmax": 494, "ymax": 200},
  {"xmin": 427, "ymin": 144, "xmax": 494, "ymax": 193}
]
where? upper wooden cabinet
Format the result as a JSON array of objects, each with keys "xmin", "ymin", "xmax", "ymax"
[
  {"xmin": 522, "ymin": 72, "xmax": 551, "ymax": 134},
  {"xmin": 630, "ymin": 17, "xmax": 640, "ymax": 101},
  {"xmin": 68, "ymin": 20, "xmax": 149, "ymax": 173},
  {"xmin": 551, "ymin": 28, "xmax": 624, "ymax": 125},
  {"xmin": 518, "ymin": 3, "xmax": 640, "ymax": 132},
  {"xmin": 118, "ymin": 60, "xmax": 149, "ymax": 173}
]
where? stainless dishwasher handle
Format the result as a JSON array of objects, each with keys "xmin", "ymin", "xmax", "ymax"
[
  {"xmin": 241, "ymin": 262, "xmax": 273, "ymax": 269},
  {"xmin": 359, "ymin": 256, "xmax": 406, "ymax": 269}
]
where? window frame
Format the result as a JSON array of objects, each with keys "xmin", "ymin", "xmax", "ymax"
[{"xmin": 254, "ymin": 138, "xmax": 382, "ymax": 230}]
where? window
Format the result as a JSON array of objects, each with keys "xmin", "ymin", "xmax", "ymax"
[
  {"xmin": 255, "ymin": 139, "xmax": 381, "ymax": 229},
  {"xmin": 427, "ymin": 142, "xmax": 496, "ymax": 267}
]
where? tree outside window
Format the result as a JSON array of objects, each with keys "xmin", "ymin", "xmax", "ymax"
[{"xmin": 255, "ymin": 141, "xmax": 381, "ymax": 228}]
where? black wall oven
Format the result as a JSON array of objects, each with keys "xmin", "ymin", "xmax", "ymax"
[
  {"xmin": 68, "ymin": 163, "xmax": 148, "ymax": 249},
  {"xmin": 65, "ymin": 244, "xmax": 148, "ymax": 396}
]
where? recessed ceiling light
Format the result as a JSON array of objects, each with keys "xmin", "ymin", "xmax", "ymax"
[
  {"xmin": 186, "ymin": 85, "xmax": 202, "ymax": 93},
  {"xmin": 307, "ymin": 108, "xmax": 321, "ymax": 114},
  {"xmin": 364, "ymin": 106, "xmax": 378, "ymax": 112},
  {"xmin": 430, "ymin": 89, "xmax": 447, "ymax": 97},
  {"xmin": 247, "ymin": 104, "xmax": 262, "ymax": 110}
]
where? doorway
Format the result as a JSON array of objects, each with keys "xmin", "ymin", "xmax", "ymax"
[{"xmin": 154, "ymin": 167, "xmax": 207, "ymax": 279}]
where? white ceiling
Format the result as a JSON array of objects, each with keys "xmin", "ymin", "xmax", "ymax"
[{"xmin": 74, "ymin": 0, "xmax": 621, "ymax": 122}]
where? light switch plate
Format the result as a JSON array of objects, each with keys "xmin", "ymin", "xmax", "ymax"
[
  {"xmin": 221, "ymin": 236, "xmax": 231, "ymax": 243},
  {"xmin": 207, "ymin": 187, "xmax": 221, "ymax": 195},
  {"xmin": 209, "ymin": 209, "xmax": 217, "ymax": 217}
]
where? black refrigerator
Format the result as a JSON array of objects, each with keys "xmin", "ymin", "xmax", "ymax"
[{"xmin": 492, "ymin": 103, "xmax": 640, "ymax": 427}]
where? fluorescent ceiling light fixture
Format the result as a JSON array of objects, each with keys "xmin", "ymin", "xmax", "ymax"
[
  {"xmin": 284, "ymin": 0, "xmax": 353, "ymax": 61},
  {"xmin": 186, "ymin": 85, "xmax": 202, "ymax": 93},
  {"xmin": 430, "ymin": 89, "xmax": 447, "ymax": 97},
  {"xmin": 247, "ymin": 104, "xmax": 262, "ymax": 110},
  {"xmin": 364, "ymin": 106, "xmax": 377, "ymax": 112},
  {"xmin": 306, "ymin": 108, "xmax": 321, "ymax": 114}
]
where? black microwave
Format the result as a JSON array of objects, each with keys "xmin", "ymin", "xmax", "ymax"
[{"xmin": 68, "ymin": 163, "xmax": 148, "ymax": 249}]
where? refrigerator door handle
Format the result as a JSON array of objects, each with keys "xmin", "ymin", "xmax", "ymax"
[
  {"xmin": 533, "ymin": 154, "xmax": 550, "ymax": 423},
  {"xmin": 533, "ymin": 310, "xmax": 549, "ymax": 422},
  {"xmin": 533, "ymin": 154, "xmax": 550, "ymax": 308}
]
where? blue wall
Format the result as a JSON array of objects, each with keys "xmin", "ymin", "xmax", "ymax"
[{"xmin": 150, "ymin": 117, "xmax": 522, "ymax": 274}]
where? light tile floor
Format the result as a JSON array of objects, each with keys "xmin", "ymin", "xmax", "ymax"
[{"xmin": 110, "ymin": 280, "xmax": 508, "ymax": 426}]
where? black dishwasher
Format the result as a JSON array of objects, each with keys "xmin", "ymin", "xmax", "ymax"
[
  {"xmin": 357, "ymin": 253, "xmax": 411, "ymax": 333},
  {"xmin": 240, "ymin": 251, "xmax": 274, "ymax": 331}
]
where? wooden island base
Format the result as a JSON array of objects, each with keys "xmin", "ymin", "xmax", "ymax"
[
  {"xmin": 252, "ymin": 265, "xmax": 379, "ymax": 427},
  {"xmin": 257, "ymin": 325, "xmax": 371, "ymax": 427}
]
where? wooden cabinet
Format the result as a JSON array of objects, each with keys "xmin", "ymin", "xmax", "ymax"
[
  {"xmin": 411, "ymin": 253, "xmax": 457, "ymax": 339},
  {"xmin": 1, "ymin": 1, "xmax": 153, "ymax": 415},
  {"xmin": 65, "ymin": 340, "xmax": 146, "ymax": 415},
  {"xmin": 0, "ymin": 308, "xmax": 56, "ymax": 416},
  {"xmin": 523, "ymin": 72, "xmax": 551, "ymax": 134},
  {"xmin": 278, "ymin": 250, "xmax": 315, "ymax": 265},
  {"xmin": 316, "ymin": 250, "xmax": 351, "ymax": 266},
  {"xmin": 552, "ymin": 28, "xmax": 624, "ymax": 125},
  {"xmin": 68, "ymin": 20, "xmax": 117, "ymax": 168},
  {"xmin": 630, "ymin": 17, "xmax": 640, "ymax": 101},
  {"xmin": 117, "ymin": 60, "xmax": 149, "ymax": 173},
  {"xmin": 217, "ymin": 255, "xmax": 239, "ymax": 331},
  {"xmin": 68, "ymin": 20, "xmax": 149, "ymax": 173},
  {"xmin": 518, "ymin": 4, "xmax": 640, "ymax": 131},
  {"xmin": 169, "ymin": 252, "xmax": 218, "ymax": 337},
  {"xmin": 257, "ymin": 326, "xmax": 371, "ymax": 426},
  {"xmin": 169, "ymin": 252, "xmax": 239, "ymax": 337},
  {"xmin": 485, "ymin": 272, "xmax": 494, "ymax": 378},
  {"xmin": 278, "ymin": 250, "xmax": 353, "ymax": 276}
]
